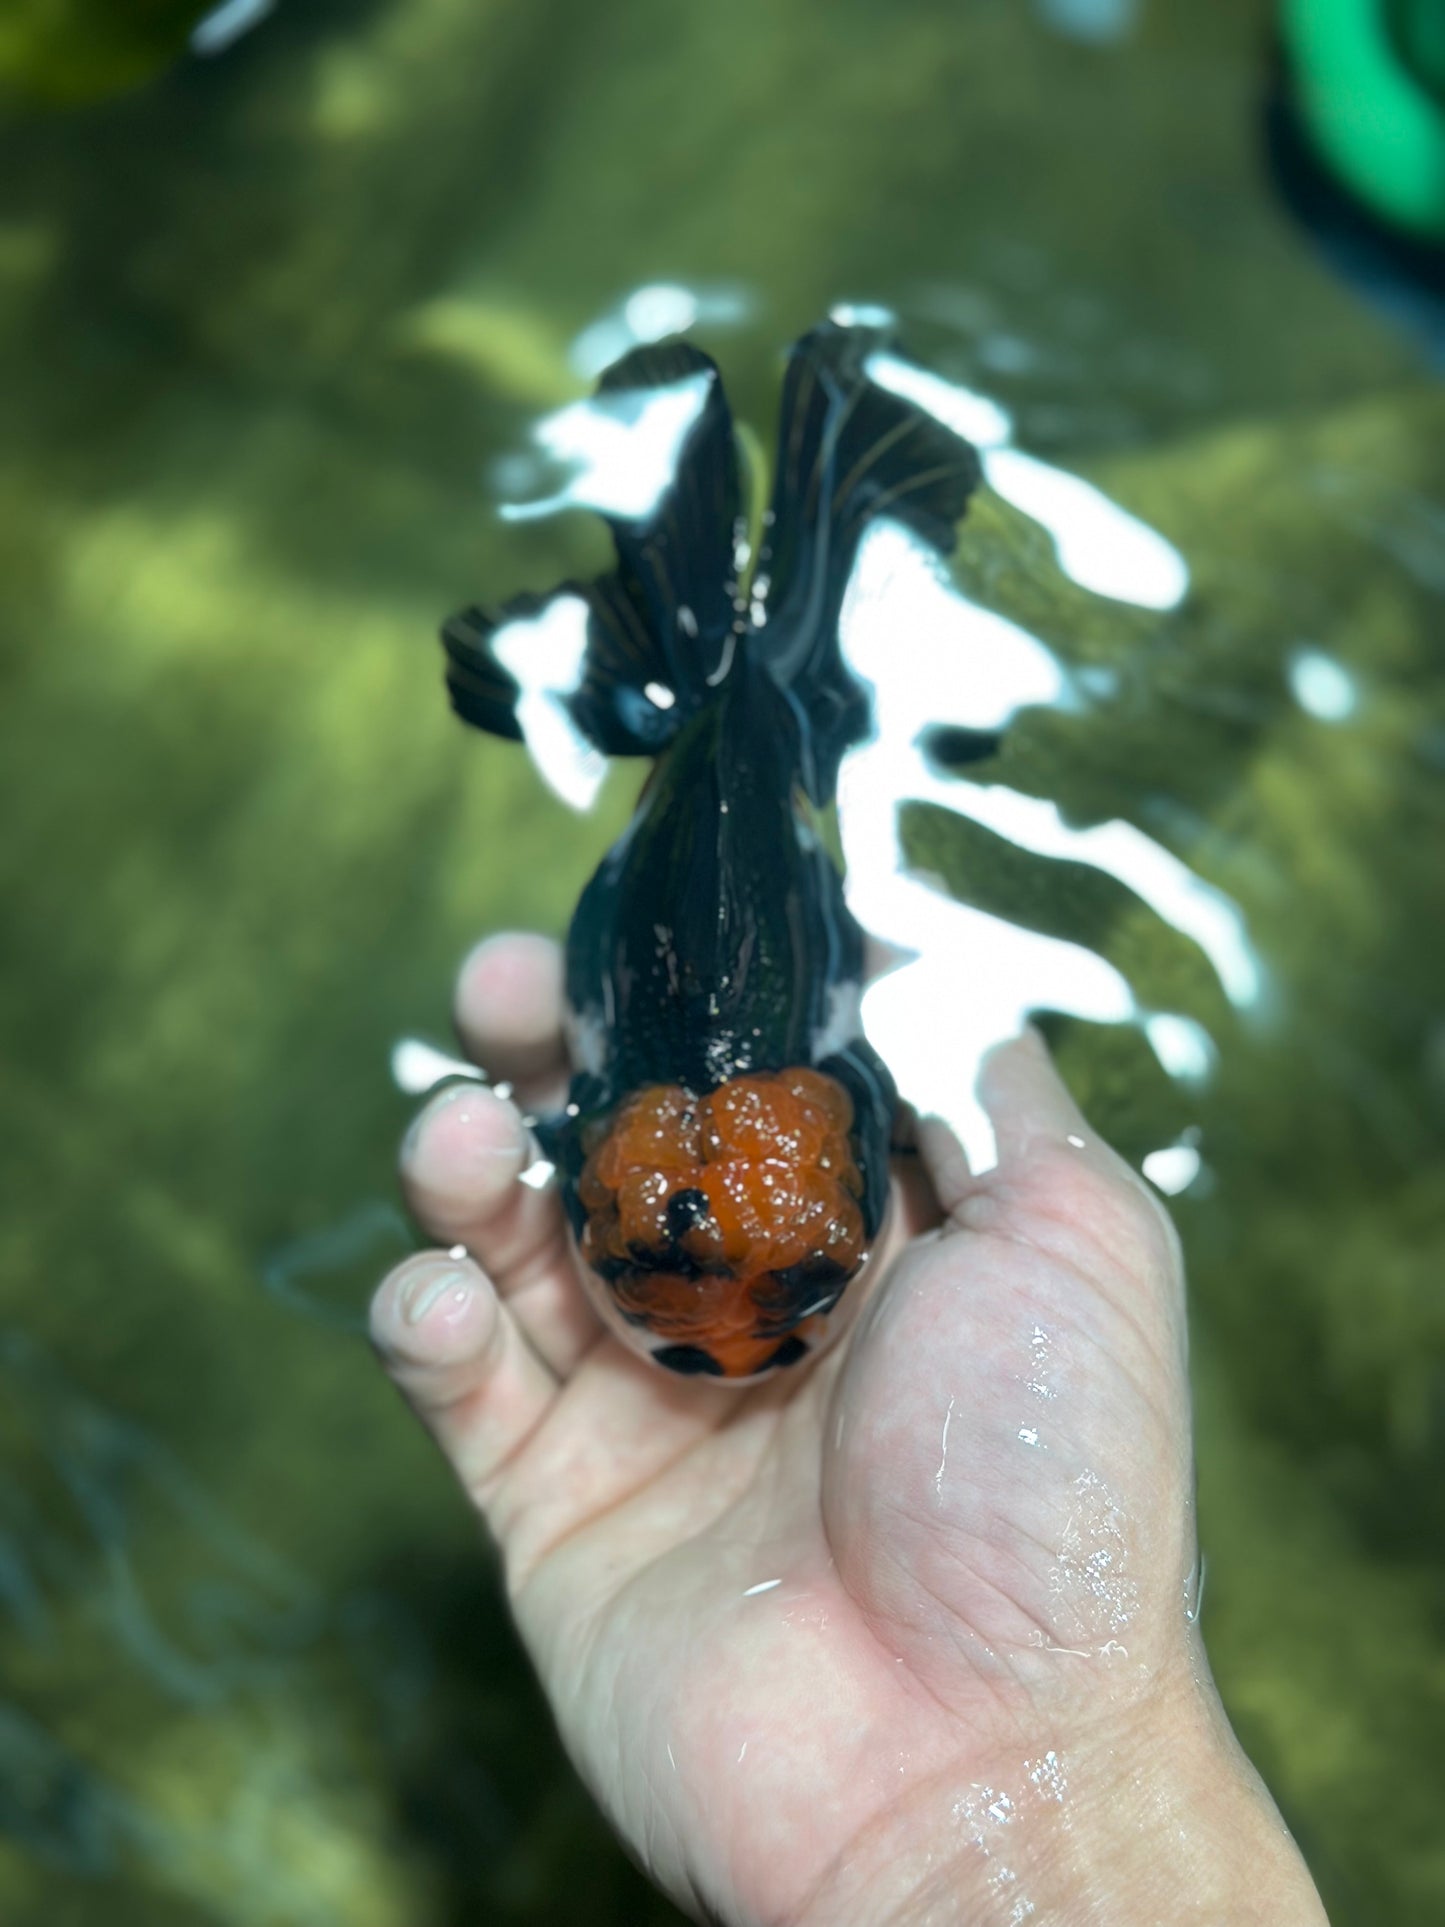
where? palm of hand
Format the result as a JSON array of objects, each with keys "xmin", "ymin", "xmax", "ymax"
[{"xmin": 375, "ymin": 939, "xmax": 1198, "ymax": 1925}]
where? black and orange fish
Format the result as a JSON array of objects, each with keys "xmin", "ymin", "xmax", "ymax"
[{"xmin": 442, "ymin": 320, "xmax": 981, "ymax": 1380}]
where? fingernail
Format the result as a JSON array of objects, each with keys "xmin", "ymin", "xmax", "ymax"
[
  {"xmin": 401, "ymin": 1266, "xmax": 472, "ymax": 1326},
  {"xmin": 401, "ymin": 1082, "xmax": 480, "ymax": 1162}
]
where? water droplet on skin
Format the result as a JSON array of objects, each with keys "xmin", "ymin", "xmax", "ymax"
[
  {"xmin": 1048, "ymin": 1471, "xmax": 1139, "ymax": 1641},
  {"xmin": 934, "ymin": 1394, "xmax": 957, "ymax": 1499},
  {"xmin": 1024, "ymin": 1324, "xmax": 1057, "ymax": 1401}
]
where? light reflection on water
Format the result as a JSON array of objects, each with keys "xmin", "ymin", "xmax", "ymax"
[{"xmin": 469, "ymin": 294, "xmax": 1261, "ymax": 1173}]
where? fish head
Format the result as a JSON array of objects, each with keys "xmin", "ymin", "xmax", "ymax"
[{"xmin": 557, "ymin": 1066, "xmax": 885, "ymax": 1381}]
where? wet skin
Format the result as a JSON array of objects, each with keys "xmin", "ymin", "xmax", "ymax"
[{"xmin": 372, "ymin": 933, "xmax": 1328, "ymax": 1927}]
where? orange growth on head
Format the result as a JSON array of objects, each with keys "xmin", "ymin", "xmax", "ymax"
[{"xmin": 578, "ymin": 1067, "xmax": 869, "ymax": 1378}]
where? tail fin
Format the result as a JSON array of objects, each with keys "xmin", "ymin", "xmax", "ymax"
[
  {"xmin": 754, "ymin": 321, "xmax": 983, "ymax": 798},
  {"xmin": 443, "ymin": 341, "xmax": 743, "ymax": 761},
  {"xmin": 443, "ymin": 324, "xmax": 983, "ymax": 794}
]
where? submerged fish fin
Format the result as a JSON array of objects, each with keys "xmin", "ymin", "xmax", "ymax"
[
  {"xmin": 442, "ymin": 597, "xmax": 531, "ymax": 740},
  {"xmin": 591, "ymin": 339, "xmax": 745, "ymax": 694},
  {"xmin": 443, "ymin": 339, "xmax": 745, "ymax": 758},
  {"xmin": 443, "ymin": 581, "xmax": 679, "ymax": 757},
  {"xmin": 756, "ymin": 321, "xmax": 983, "ymax": 797}
]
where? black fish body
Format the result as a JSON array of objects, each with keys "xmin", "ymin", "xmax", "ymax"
[{"xmin": 442, "ymin": 322, "xmax": 981, "ymax": 1380}]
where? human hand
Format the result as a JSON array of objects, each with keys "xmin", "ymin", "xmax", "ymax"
[{"xmin": 372, "ymin": 933, "xmax": 1327, "ymax": 1927}]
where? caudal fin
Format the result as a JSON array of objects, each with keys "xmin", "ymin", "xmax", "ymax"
[
  {"xmin": 443, "ymin": 323, "xmax": 982, "ymax": 790},
  {"xmin": 443, "ymin": 341, "xmax": 743, "ymax": 759},
  {"xmin": 753, "ymin": 321, "xmax": 983, "ymax": 798}
]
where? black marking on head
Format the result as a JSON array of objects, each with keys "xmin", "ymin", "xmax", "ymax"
[
  {"xmin": 768, "ymin": 1335, "xmax": 810, "ymax": 1370},
  {"xmin": 768, "ymin": 1256, "xmax": 850, "ymax": 1321},
  {"xmin": 618, "ymin": 1241, "xmax": 704, "ymax": 1279},
  {"xmin": 652, "ymin": 1343, "xmax": 725, "ymax": 1377},
  {"xmin": 771, "ymin": 1255, "xmax": 848, "ymax": 1292},
  {"xmin": 665, "ymin": 1187, "xmax": 711, "ymax": 1238}
]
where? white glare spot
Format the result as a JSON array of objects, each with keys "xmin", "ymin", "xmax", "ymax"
[
  {"xmin": 837, "ymin": 515, "xmax": 1248, "ymax": 1173},
  {"xmin": 1143, "ymin": 1013, "xmax": 1217, "ymax": 1081},
  {"xmin": 1288, "ymin": 647, "xmax": 1358, "ymax": 722},
  {"xmin": 391, "ymin": 1038, "xmax": 486, "ymax": 1095},
  {"xmin": 1141, "ymin": 1145, "xmax": 1202, "ymax": 1195},
  {"xmin": 1185, "ymin": 1554, "xmax": 1208, "ymax": 1624},
  {"xmin": 832, "ymin": 302, "xmax": 898, "ymax": 330},
  {"xmin": 867, "ymin": 353, "xmax": 1185, "ymax": 608},
  {"xmin": 938, "ymin": 784, "xmax": 1261, "ymax": 1007},
  {"xmin": 518, "ymin": 1158, "xmax": 555, "ymax": 1190},
  {"xmin": 624, "ymin": 283, "xmax": 698, "ymax": 340},
  {"xmin": 842, "ymin": 521, "xmax": 1066, "ymax": 732},
  {"xmin": 934, "ymin": 1395, "xmax": 957, "ymax": 1498},
  {"xmin": 1026, "ymin": 1751, "xmax": 1067, "ymax": 1802},
  {"xmin": 742, "ymin": 1578, "xmax": 782, "ymax": 1597},
  {"xmin": 500, "ymin": 372, "xmax": 713, "ymax": 525},
  {"xmin": 1018, "ymin": 1424, "xmax": 1041, "ymax": 1446},
  {"xmin": 865, "ymin": 351, "xmax": 1014, "ymax": 449},
  {"xmin": 491, "ymin": 595, "xmax": 607, "ymax": 811},
  {"xmin": 1035, "ymin": 0, "xmax": 1139, "ymax": 44},
  {"xmin": 190, "ymin": 0, "xmax": 275, "ymax": 55},
  {"xmin": 569, "ymin": 282, "xmax": 751, "ymax": 378},
  {"xmin": 983, "ymin": 448, "xmax": 1190, "ymax": 610},
  {"xmin": 859, "ymin": 933, "xmax": 1131, "ymax": 1173},
  {"xmin": 644, "ymin": 680, "xmax": 676, "ymax": 709}
]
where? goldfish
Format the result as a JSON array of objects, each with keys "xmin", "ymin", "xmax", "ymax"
[{"xmin": 442, "ymin": 320, "xmax": 981, "ymax": 1380}]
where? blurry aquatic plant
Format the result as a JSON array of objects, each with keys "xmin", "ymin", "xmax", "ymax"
[
  {"xmin": 0, "ymin": 0, "xmax": 222, "ymax": 104},
  {"xmin": 0, "ymin": 1331, "xmax": 492, "ymax": 1921},
  {"xmin": 261, "ymin": 1199, "xmax": 416, "ymax": 1332},
  {"xmin": 0, "ymin": 1329, "xmax": 321, "ymax": 1699}
]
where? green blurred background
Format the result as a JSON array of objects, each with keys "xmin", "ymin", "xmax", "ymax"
[{"xmin": 1, "ymin": 0, "xmax": 1442, "ymax": 1921}]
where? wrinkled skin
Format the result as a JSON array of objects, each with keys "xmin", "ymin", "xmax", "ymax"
[{"xmin": 373, "ymin": 934, "xmax": 1326, "ymax": 1927}]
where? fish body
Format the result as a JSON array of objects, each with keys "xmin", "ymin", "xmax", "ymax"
[{"xmin": 443, "ymin": 322, "xmax": 981, "ymax": 1380}]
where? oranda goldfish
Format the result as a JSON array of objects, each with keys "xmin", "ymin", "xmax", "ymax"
[{"xmin": 442, "ymin": 320, "xmax": 981, "ymax": 1380}]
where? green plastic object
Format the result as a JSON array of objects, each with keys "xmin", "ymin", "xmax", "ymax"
[
  {"xmin": 1281, "ymin": 0, "xmax": 1445, "ymax": 239},
  {"xmin": 1390, "ymin": 0, "xmax": 1445, "ymax": 98}
]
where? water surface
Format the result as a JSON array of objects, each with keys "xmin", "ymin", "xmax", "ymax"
[{"xmin": 1, "ymin": 1, "xmax": 1442, "ymax": 1920}]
